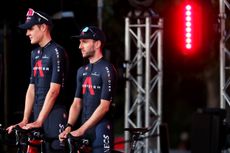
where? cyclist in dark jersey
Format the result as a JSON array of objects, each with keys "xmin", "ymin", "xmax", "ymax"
[
  {"xmin": 7, "ymin": 8, "xmax": 68, "ymax": 153},
  {"xmin": 59, "ymin": 26, "xmax": 117, "ymax": 153}
]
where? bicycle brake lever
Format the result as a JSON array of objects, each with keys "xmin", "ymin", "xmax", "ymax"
[{"xmin": 82, "ymin": 139, "xmax": 89, "ymax": 145}]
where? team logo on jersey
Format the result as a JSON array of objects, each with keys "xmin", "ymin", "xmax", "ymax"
[
  {"xmin": 82, "ymin": 76, "xmax": 95, "ymax": 95},
  {"xmin": 33, "ymin": 60, "xmax": 44, "ymax": 77},
  {"xmin": 82, "ymin": 76, "xmax": 102, "ymax": 95},
  {"xmin": 33, "ymin": 60, "xmax": 50, "ymax": 77}
]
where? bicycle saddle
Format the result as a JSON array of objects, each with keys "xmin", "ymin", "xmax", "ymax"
[{"xmin": 124, "ymin": 128, "xmax": 149, "ymax": 134}]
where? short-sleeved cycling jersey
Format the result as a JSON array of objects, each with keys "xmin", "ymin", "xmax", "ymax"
[
  {"xmin": 30, "ymin": 40, "xmax": 66, "ymax": 105},
  {"xmin": 30, "ymin": 40, "xmax": 67, "ymax": 153},
  {"xmin": 75, "ymin": 57, "xmax": 117, "ymax": 153},
  {"xmin": 75, "ymin": 57, "xmax": 116, "ymax": 122}
]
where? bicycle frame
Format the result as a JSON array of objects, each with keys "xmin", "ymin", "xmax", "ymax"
[{"xmin": 0, "ymin": 124, "xmax": 63, "ymax": 153}]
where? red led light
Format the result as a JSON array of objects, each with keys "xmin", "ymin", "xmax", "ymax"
[
  {"xmin": 171, "ymin": 1, "xmax": 202, "ymax": 56},
  {"xmin": 185, "ymin": 4, "xmax": 192, "ymax": 50}
]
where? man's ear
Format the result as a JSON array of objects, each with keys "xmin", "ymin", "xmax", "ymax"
[
  {"xmin": 40, "ymin": 23, "xmax": 48, "ymax": 32},
  {"xmin": 95, "ymin": 40, "xmax": 102, "ymax": 49}
]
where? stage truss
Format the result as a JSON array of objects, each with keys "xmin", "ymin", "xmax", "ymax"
[{"xmin": 124, "ymin": 9, "xmax": 163, "ymax": 153}]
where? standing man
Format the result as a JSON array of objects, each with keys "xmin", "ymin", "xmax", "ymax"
[
  {"xmin": 59, "ymin": 26, "xmax": 117, "ymax": 153},
  {"xmin": 7, "ymin": 8, "xmax": 68, "ymax": 153}
]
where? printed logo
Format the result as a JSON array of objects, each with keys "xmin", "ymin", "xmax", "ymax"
[
  {"xmin": 33, "ymin": 60, "xmax": 44, "ymax": 77},
  {"xmin": 103, "ymin": 134, "xmax": 110, "ymax": 152},
  {"xmin": 42, "ymin": 54, "xmax": 49, "ymax": 59},
  {"xmin": 82, "ymin": 77, "xmax": 95, "ymax": 95},
  {"xmin": 59, "ymin": 124, "xmax": 65, "ymax": 133}
]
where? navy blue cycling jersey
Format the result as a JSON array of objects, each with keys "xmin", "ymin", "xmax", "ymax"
[
  {"xmin": 75, "ymin": 58, "xmax": 117, "ymax": 123},
  {"xmin": 30, "ymin": 40, "xmax": 66, "ymax": 105}
]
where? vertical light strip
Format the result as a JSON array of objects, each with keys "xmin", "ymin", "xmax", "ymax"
[{"xmin": 185, "ymin": 4, "xmax": 192, "ymax": 50}]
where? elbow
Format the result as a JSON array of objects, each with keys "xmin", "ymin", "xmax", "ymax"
[
  {"xmin": 49, "ymin": 83, "xmax": 61, "ymax": 98},
  {"xmin": 102, "ymin": 105, "xmax": 110, "ymax": 114},
  {"xmin": 106, "ymin": 106, "xmax": 110, "ymax": 113},
  {"xmin": 100, "ymin": 100, "xmax": 111, "ymax": 114},
  {"xmin": 50, "ymin": 89, "xmax": 60, "ymax": 98}
]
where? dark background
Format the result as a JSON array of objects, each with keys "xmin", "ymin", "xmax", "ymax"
[{"xmin": 0, "ymin": 0, "xmax": 223, "ymax": 151}]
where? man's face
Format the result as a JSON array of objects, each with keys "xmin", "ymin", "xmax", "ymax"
[
  {"xmin": 26, "ymin": 24, "xmax": 45, "ymax": 45},
  {"xmin": 79, "ymin": 39, "xmax": 96, "ymax": 59}
]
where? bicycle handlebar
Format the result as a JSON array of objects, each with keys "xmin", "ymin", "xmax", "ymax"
[
  {"xmin": 67, "ymin": 133, "xmax": 89, "ymax": 144},
  {"xmin": 66, "ymin": 133, "xmax": 91, "ymax": 153},
  {"xmin": 14, "ymin": 125, "xmax": 44, "ymax": 139},
  {"xmin": 12, "ymin": 125, "xmax": 44, "ymax": 150},
  {"xmin": 14, "ymin": 125, "xmax": 42, "ymax": 133}
]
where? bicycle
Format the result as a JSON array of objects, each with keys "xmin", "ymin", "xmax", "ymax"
[
  {"xmin": 0, "ymin": 124, "xmax": 60, "ymax": 153},
  {"xmin": 124, "ymin": 124, "xmax": 169, "ymax": 153},
  {"xmin": 124, "ymin": 128, "xmax": 149, "ymax": 153},
  {"xmin": 13, "ymin": 125, "xmax": 44, "ymax": 153},
  {"xmin": 0, "ymin": 124, "xmax": 43, "ymax": 153}
]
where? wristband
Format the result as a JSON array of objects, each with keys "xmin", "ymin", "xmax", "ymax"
[{"xmin": 65, "ymin": 123, "xmax": 73, "ymax": 129}]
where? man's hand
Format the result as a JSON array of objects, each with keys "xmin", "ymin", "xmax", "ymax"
[
  {"xmin": 6, "ymin": 121, "xmax": 28, "ymax": 134},
  {"xmin": 70, "ymin": 127, "xmax": 85, "ymax": 138},
  {"xmin": 59, "ymin": 127, "xmax": 71, "ymax": 142},
  {"xmin": 23, "ymin": 120, "xmax": 42, "ymax": 130}
]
